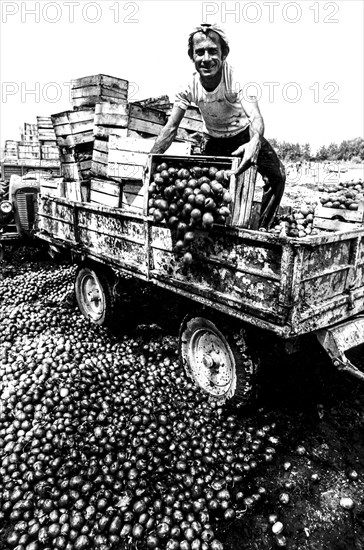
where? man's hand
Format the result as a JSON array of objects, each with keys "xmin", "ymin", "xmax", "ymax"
[{"xmin": 231, "ymin": 139, "xmax": 260, "ymax": 175}]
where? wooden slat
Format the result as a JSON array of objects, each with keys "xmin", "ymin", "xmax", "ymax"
[
  {"xmin": 122, "ymin": 181, "xmax": 144, "ymax": 211},
  {"xmin": 108, "ymin": 163, "xmax": 143, "ymax": 180},
  {"xmin": 65, "ymin": 181, "xmax": 82, "ymax": 202},
  {"xmin": 128, "ymin": 118, "xmax": 164, "ymax": 136},
  {"xmin": 90, "ymin": 190, "xmax": 120, "ymax": 208},
  {"xmin": 62, "ymin": 163, "xmax": 80, "ymax": 181},
  {"xmin": 109, "ymin": 150, "xmax": 149, "ymax": 166},
  {"xmin": 129, "ymin": 104, "xmax": 167, "ymax": 125},
  {"xmin": 56, "ymin": 132, "xmax": 94, "ymax": 147},
  {"xmin": 90, "ymin": 162, "xmax": 108, "ymax": 178},
  {"xmin": 71, "ymin": 96, "xmax": 126, "ymax": 108},
  {"xmin": 109, "ymin": 135, "xmax": 155, "ymax": 154},
  {"xmin": 109, "ymin": 136, "xmax": 191, "ymax": 155},
  {"xmin": 231, "ymin": 165, "xmax": 257, "ymax": 227},
  {"xmin": 94, "ymin": 126, "xmax": 128, "ymax": 139},
  {"xmin": 92, "ymin": 149, "xmax": 108, "ymax": 164},
  {"xmin": 71, "ymin": 74, "xmax": 129, "ymax": 91},
  {"xmin": 178, "ymin": 117, "xmax": 204, "ymax": 133},
  {"xmin": 72, "ymin": 86, "xmax": 127, "ymax": 100},
  {"xmin": 122, "ymin": 192, "xmax": 144, "ymax": 211},
  {"xmin": 94, "ymin": 101, "xmax": 129, "ymax": 126},
  {"xmin": 315, "ymin": 202, "xmax": 364, "ymax": 223},
  {"xmin": 91, "ymin": 179, "xmax": 120, "ymax": 197},
  {"xmin": 314, "ymin": 218, "xmax": 363, "ymax": 232}
]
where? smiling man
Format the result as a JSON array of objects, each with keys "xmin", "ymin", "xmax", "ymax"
[{"xmin": 151, "ymin": 23, "xmax": 286, "ymax": 228}]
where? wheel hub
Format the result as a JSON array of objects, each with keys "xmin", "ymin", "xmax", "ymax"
[
  {"xmin": 182, "ymin": 319, "xmax": 236, "ymax": 401},
  {"xmin": 81, "ymin": 274, "xmax": 104, "ymax": 320}
]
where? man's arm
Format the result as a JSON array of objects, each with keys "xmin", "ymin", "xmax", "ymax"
[
  {"xmin": 231, "ymin": 97, "xmax": 264, "ymax": 175},
  {"xmin": 150, "ymin": 105, "xmax": 186, "ymax": 154}
]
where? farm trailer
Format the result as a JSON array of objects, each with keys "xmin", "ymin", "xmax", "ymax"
[{"xmin": 34, "ymin": 154, "xmax": 364, "ymax": 407}]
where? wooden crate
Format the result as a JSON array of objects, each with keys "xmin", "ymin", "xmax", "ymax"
[
  {"xmin": 5, "ymin": 140, "xmax": 18, "ymax": 150},
  {"xmin": 133, "ymin": 99, "xmax": 203, "ymax": 136},
  {"xmin": 121, "ymin": 181, "xmax": 144, "ymax": 214},
  {"xmin": 41, "ymin": 145, "xmax": 60, "ymax": 161},
  {"xmin": 165, "ymin": 104, "xmax": 203, "ymax": 134},
  {"xmin": 127, "ymin": 104, "xmax": 167, "ymax": 137},
  {"xmin": 52, "ymin": 109, "xmax": 95, "ymax": 147},
  {"xmin": 90, "ymin": 178, "xmax": 120, "ymax": 208},
  {"xmin": 37, "ymin": 116, "xmax": 53, "ymax": 129},
  {"xmin": 64, "ymin": 181, "xmax": 82, "ymax": 202},
  {"xmin": 71, "ymin": 74, "xmax": 128, "ymax": 108},
  {"xmin": 39, "ymin": 177, "xmax": 64, "ymax": 197},
  {"xmin": 89, "ymin": 178, "xmax": 145, "ymax": 212},
  {"xmin": 90, "ymin": 138, "xmax": 111, "ymax": 178},
  {"xmin": 126, "ymin": 104, "xmax": 191, "ymax": 141},
  {"xmin": 313, "ymin": 202, "xmax": 364, "ymax": 232},
  {"xmin": 146, "ymin": 154, "xmax": 257, "ymax": 229},
  {"xmin": 24, "ymin": 123, "xmax": 38, "ymax": 134},
  {"xmin": 21, "ymin": 134, "xmax": 39, "ymax": 144},
  {"xmin": 4, "ymin": 141, "xmax": 18, "ymax": 161},
  {"xmin": 94, "ymin": 102, "xmax": 129, "ymax": 139},
  {"xmin": 134, "ymin": 95, "xmax": 171, "ymax": 110},
  {"xmin": 18, "ymin": 143, "xmax": 41, "ymax": 159},
  {"xmin": 61, "ymin": 159, "xmax": 92, "ymax": 182},
  {"xmin": 107, "ymin": 136, "xmax": 191, "ymax": 182}
]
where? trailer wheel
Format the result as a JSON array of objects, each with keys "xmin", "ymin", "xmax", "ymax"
[
  {"xmin": 179, "ymin": 317, "xmax": 258, "ymax": 408},
  {"xmin": 75, "ymin": 266, "xmax": 116, "ymax": 326}
]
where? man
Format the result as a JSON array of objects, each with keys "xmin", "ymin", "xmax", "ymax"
[{"xmin": 151, "ymin": 23, "xmax": 286, "ymax": 229}]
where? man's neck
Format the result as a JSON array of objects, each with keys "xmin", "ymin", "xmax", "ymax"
[{"xmin": 200, "ymin": 67, "xmax": 223, "ymax": 92}]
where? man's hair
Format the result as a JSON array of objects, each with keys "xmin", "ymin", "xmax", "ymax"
[{"xmin": 188, "ymin": 26, "xmax": 230, "ymax": 60}]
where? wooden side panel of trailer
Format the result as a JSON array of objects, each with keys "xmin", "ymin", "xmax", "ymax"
[
  {"xmin": 36, "ymin": 196, "xmax": 148, "ymax": 276},
  {"xmin": 148, "ymin": 223, "xmax": 290, "ymax": 327}
]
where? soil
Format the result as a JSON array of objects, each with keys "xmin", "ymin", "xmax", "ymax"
[{"xmin": 1, "ymin": 244, "xmax": 364, "ymax": 550}]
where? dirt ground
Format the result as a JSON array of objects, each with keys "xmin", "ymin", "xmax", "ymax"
[{"xmin": 1, "ymin": 245, "xmax": 363, "ymax": 550}]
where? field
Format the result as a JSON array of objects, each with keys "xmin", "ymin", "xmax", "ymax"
[{"xmin": 280, "ymin": 162, "xmax": 364, "ymax": 208}]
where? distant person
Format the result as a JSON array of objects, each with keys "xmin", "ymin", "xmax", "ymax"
[{"xmin": 151, "ymin": 23, "xmax": 286, "ymax": 228}]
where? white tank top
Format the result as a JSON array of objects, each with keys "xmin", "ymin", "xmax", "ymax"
[{"xmin": 174, "ymin": 62, "xmax": 250, "ymax": 138}]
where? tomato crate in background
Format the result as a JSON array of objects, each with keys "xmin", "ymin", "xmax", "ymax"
[
  {"xmin": 145, "ymin": 154, "xmax": 258, "ymax": 229},
  {"xmin": 314, "ymin": 201, "xmax": 364, "ymax": 232}
]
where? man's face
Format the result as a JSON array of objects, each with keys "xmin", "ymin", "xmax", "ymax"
[{"xmin": 192, "ymin": 31, "xmax": 225, "ymax": 81}]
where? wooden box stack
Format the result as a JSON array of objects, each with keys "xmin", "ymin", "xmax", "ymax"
[
  {"xmin": 37, "ymin": 117, "xmax": 56, "ymax": 144},
  {"xmin": 51, "ymin": 109, "xmax": 95, "ymax": 199},
  {"xmin": 91, "ymin": 102, "xmax": 129, "ymax": 179},
  {"xmin": 22, "ymin": 123, "xmax": 39, "ymax": 144},
  {"xmin": 48, "ymin": 74, "xmax": 207, "ymax": 208},
  {"xmin": 37, "ymin": 116, "xmax": 60, "ymax": 165}
]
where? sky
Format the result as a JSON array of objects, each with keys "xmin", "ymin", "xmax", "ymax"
[{"xmin": 0, "ymin": 0, "xmax": 363, "ymax": 153}]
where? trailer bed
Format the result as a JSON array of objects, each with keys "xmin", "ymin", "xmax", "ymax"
[{"xmin": 36, "ymin": 195, "xmax": 364, "ymax": 338}]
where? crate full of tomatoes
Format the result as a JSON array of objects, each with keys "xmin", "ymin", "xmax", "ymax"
[{"xmin": 146, "ymin": 155, "xmax": 237, "ymax": 264}]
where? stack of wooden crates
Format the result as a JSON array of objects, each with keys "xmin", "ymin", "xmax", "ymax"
[
  {"xmin": 37, "ymin": 117, "xmax": 59, "ymax": 165},
  {"xmin": 4, "ymin": 141, "xmax": 19, "ymax": 163},
  {"xmin": 4, "ymin": 120, "xmax": 60, "ymax": 167},
  {"xmin": 50, "ymin": 74, "xmax": 203, "ymax": 210}
]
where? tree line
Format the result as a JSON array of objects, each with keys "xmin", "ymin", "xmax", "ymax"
[{"xmin": 268, "ymin": 137, "xmax": 364, "ymax": 163}]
